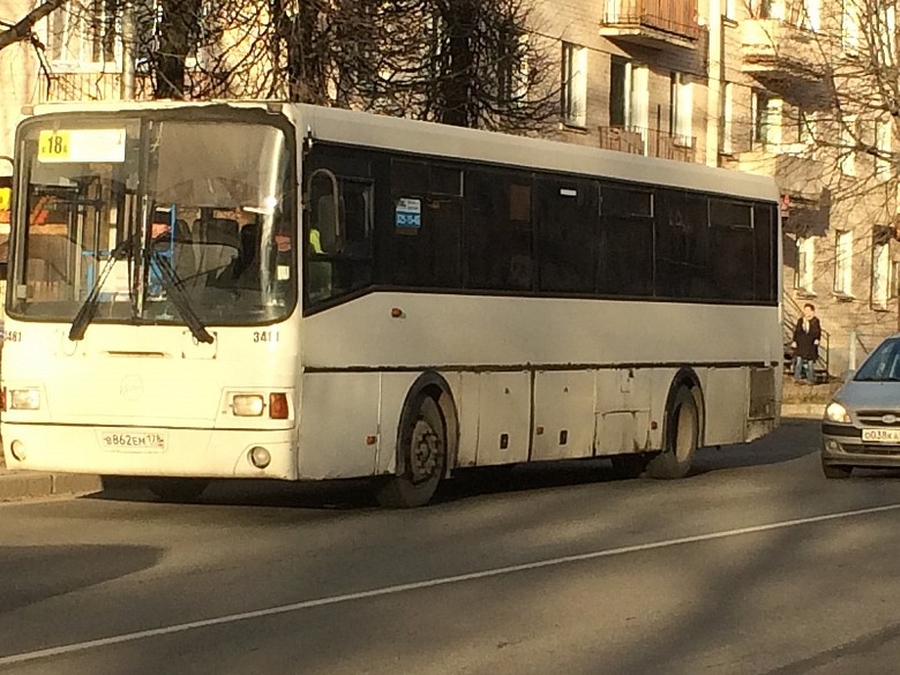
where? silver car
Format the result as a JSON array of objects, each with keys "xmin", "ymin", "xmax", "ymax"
[{"xmin": 822, "ymin": 335, "xmax": 900, "ymax": 478}]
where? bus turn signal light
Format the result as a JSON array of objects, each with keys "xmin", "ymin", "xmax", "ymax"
[
  {"xmin": 10, "ymin": 389, "xmax": 40, "ymax": 410},
  {"xmin": 269, "ymin": 393, "xmax": 289, "ymax": 419}
]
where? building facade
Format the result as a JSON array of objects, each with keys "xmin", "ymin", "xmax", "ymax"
[{"xmin": 2, "ymin": 0, "xmax": 898, "ymax": 374}]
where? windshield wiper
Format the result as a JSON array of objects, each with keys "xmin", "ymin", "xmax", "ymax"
[
  {"xmin": 69, "ymin": 236, "xmax": 214, "ymax": 344},
  {"xmin": 149, "ymin": 249, "xmax": 214, "ymax": 344},
  {"xmin": 68, "ymin": 235, "xmax": 137, "ymax": 341}
]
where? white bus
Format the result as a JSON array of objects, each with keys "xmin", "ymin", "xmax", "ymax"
[{"xmin": 1, "ymin": 101, "xmax": 782, "ymax": 507}]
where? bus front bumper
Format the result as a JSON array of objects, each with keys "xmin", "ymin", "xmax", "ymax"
[{"xmin": 0, "ymin": 423, "xmax": 298, "ymax": 480}]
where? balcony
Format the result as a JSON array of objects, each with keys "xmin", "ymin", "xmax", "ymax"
[
  {"xmin": 741, "ymin": 19, "xmax": 829, "ymax": 88},
  {"xmin": 599, "ymin": 0, "xmax": 703, "ymax": 50},
  {"xmin": 599, "ymin": 126, "xmax": 697, "ymax": 163},
  {"xmin": 732, "ymin": 149, "xmax": 829, "ymax": 234},
  {"xmin": 38, "ymin": 71, "xmax": 153, "ymax": 102}
]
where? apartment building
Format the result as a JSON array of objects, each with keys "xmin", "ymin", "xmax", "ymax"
[{"xmin": 3, "ymin": 0, "xmax": 898, "ymax": 374}]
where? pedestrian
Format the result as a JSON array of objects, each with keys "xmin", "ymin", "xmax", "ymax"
[{"xmin": 791, "ymin": 303, "xmax": 821, "ymax": 384}]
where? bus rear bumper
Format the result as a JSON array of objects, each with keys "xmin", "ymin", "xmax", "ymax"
[{"xmin": 0, "ymin": 423, "xmax": 298, "ymax": 480}]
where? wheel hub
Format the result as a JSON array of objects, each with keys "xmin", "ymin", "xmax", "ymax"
[{"xmin": 410, "ymin": 419, "xmax": 441, "ymax": 484}]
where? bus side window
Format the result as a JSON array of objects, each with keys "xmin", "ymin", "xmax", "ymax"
[{"xmin": 315, "ymin": 195, "xmax": 338, "ymax": 253}]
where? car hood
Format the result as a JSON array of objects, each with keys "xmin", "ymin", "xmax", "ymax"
[{"xmin": 837, "ymin": 380, "xmax": 900, "ymax": 410}]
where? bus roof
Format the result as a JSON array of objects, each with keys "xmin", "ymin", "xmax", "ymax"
[{"xmin": 28, "ymin": 99, "xmax": 779, "ymax": 203}]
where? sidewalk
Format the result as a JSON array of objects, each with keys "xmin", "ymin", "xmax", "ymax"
[{"xmin": 0, "ymin": 456, "xmax": 102, "ymax": 502}]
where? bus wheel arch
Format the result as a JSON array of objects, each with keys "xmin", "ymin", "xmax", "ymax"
[
  {"xmin": 375, "ymin": 372, "xmax": 458, "ymax": 508},
  {"xmin": 646, "ymin": 369, "xmax": 704, "ymax": 479}
]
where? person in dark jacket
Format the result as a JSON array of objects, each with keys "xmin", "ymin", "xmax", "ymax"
[{"xmin": 791, "ymin": 303, "xmax": 822, "ymax": 384}]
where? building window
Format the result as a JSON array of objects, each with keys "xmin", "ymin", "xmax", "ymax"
[
  {"xmin": 562, "ymin": 43, "xmax": 588, "ymax": 128},
  {"xmin": 839, "ymin": 115, "xmax": 858, "ymax": 176},
  {"xmin": 724, "ymin": 0, "xmax": 737, "ymax": 20},
  {"xmin": 879, "ymin": 3, "xmax": 897, "ymax": 64},
  {"xmin": 670, "ymin": 73, "xmax": 693, "ymax": 143},
  {"xmin": 873, "ymin": 238, "xmax": 891, "ymax": 308},
  {"xmin": 842, "ymin": 0, "xmax": 860, "ymax": 53},
  {"xmin": 876, "ymin": 118, "xmax": 892, "ymax": 180},
  {"xmin": 630, "ymin": 64, "xmax": 649, "ymax": 131},
  {"xmin": 797, "ymin": 0, "xmax": 821, "ymax": 31},
  {"xmin": 750, "ymin": 0, "xmax": 779, "ymax": 19},
  {"xmin": 47, "ymin": 0, "xmax": 119, "ymax": 66},
  {"xmin": 609, "ymin": 57, "xmax": 631, "ymax": 127},
  {"xmin": 752, "ymin": 90, "xmax": 780, "ymax": 149},
  {"xmin": 719, "ymin": 82, "xmax": 734, "ymax": 155},
  {"xmin": 795, "ymin": 236, "xmax": 815, "ymax": 293},
  {"xmin": 834, "ymin": 230, "xmax": 853, "ymax": 295},
  {"xmin": 798, "ymin": 109, "xmax": 817, "ymax": 147},
  {"xmin": 892, "ymin": 259, "xmax": 900, "ymax": 299}
]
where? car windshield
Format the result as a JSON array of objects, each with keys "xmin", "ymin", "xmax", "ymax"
[
  {"xmin": 8, "ymin": 114, "xmax": 297, "ymax": 329},
  {"xmin": 854, "ymin": 338, "xmax": 900, "ymax": 381}
]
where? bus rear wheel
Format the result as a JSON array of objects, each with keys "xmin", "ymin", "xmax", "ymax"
[
  {"xmin": 375, "ymin": 394, "xmax": 447, "ymax": 508},
  {"xmin": 646, "ymin": 387, "xmax": 698, "ymax": 480},
  {"xmin": 145, "ymin": 478, "xmax": 210, "ymax": 503}
]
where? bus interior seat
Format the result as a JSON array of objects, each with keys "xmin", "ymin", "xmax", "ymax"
[
  {"xmin": 194, "ymin": 217, "xmax": 240, "ymax": 282},
  {"xmin": 171, "ymin": 219, "xmax": 197, "ymax": 285}
]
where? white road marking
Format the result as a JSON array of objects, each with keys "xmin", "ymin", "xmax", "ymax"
[{"xmin": 2, "ymin": 502, "xmax": 900, "ymax": 667}]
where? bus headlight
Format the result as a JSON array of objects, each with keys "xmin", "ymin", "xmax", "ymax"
[
  {"xmin": 10, "ymin": 389, "xmax": 41, "ymax": 410},
  {"xmin": 232, "ymin": 394, "xmax": 265, "ymax": 417}
]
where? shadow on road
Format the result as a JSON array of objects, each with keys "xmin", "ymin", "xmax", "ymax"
[
  {"xmin": 690, "ymin": 417, "xmax": 820, "ymax": 474},
  {"xmin": 86, "ymin": 419, "xmax": 823, "ymax": 511},
  {"xmin": 0, "ymin": 545, "xmax": 163, "ymax": 613}
]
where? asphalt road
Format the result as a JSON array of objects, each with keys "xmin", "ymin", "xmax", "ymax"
[{"xmin": 3, "ymin": 418, "xmax": 900, "ymax": 675}]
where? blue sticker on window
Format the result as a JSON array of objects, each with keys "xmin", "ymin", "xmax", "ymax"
[{"xmin": 395, "ymin": 198, "xmax": 422, "ymax": 230}]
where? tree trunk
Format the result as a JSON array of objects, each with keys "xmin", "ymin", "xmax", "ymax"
[{"xmin": 155, "ymin": 0, "xmax": 201, "ymax": 98}]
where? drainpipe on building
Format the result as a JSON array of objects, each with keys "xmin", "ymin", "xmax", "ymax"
[
  {"xmin": 705, "ymin": 0, "xmax": 722, "ymax": 168},
  {"xmin": 120, "ymin": 2, "xmax": 135, "ymax": 101}
]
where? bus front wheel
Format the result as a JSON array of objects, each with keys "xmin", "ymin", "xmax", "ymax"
[
  {"xmin": 375, "ymin": 393, "xmax": 447, "ymax": 508},
  {"xmin": 646, "ymin": 387, "xmax": 699, "ymax": 480}
]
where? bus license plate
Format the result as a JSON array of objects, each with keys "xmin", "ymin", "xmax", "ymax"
[
  {"xmin": 862, "ymin": 428, "xmax": 900, "ymax": 443},
  {"xmin": 101, "ymin": 430, "xmax": 167, "ymax": 452}
]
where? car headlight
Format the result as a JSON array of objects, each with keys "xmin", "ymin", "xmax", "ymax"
[{"xmin": 825, "ymin": 401, "xmax": 851, "ymax": 424}]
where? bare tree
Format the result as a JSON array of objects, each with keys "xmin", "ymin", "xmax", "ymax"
[
  {"xmin": 0, "ymin": 0, "xmax": 68, "ymax": 52},
  {"xmin": 741, "ymin": 0, "xmax": 900, "ymax": 344},
  {"xmin": 116, "ymin": 0, "xmax": 558, "ymax": 132}
]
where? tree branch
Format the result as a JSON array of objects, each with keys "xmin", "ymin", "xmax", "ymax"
[{"xmin": 0, "ymin": 0, "xmax": 68, "ymax": 52}]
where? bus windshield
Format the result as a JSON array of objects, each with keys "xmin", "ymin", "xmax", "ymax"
[{"xmin": 9, "ymin": 115, "xmax": 296, "ymax": 329}]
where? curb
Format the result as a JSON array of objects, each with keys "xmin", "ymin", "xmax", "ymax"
[
  {"xmin": 0, "ymin": 470, "xmax": 102, "ymax": 502},
  {"xmin": 781, "ymin": 403, "xmax": 825, "ymax": 419}
]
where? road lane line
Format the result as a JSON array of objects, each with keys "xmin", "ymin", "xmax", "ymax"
[{"xmin": 3, "ymin": 501, "xmax": 900, "ymax": 667}]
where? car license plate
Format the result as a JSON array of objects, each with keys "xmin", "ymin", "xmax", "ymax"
[
  {"xmin": 100, "ymin": 429, "xmax": 167, "ymax": 452},
  {"xmin": 862, "ymin": 428, "xmax": 900, "ymax": 443}
]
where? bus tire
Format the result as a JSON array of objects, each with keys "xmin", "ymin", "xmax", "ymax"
[
  {"xmin": 146, "ymin": 478, "xmax": 209, "ymax": 503},
  {"xmin": 646, "ymin": 387, "xmax": 698, "ymax": 480},
  {"xmin": 375, "ymin": 393, "xmax": 447, "ymax": 508}
]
